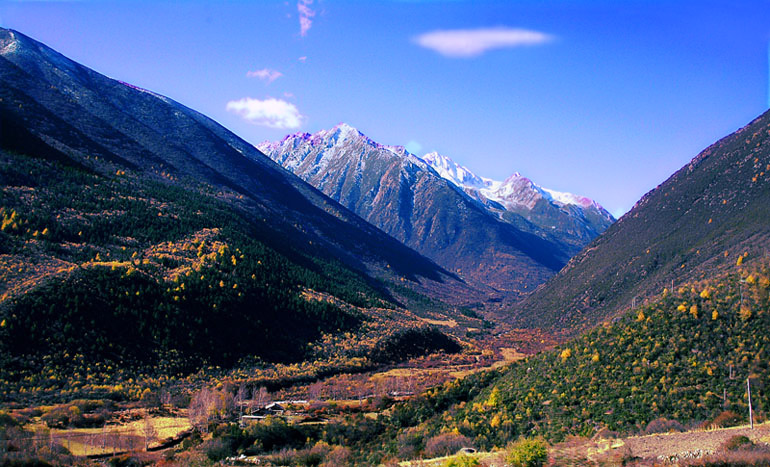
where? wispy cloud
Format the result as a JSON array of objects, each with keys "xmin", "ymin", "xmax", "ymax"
[
  {"xmin": 246, "ymin": 68, "xmax": 283, "ymax": 84},
  {"xmin": 226, "ymin": 97, "xmax": 304, "ymax": 129},
  {"xmin": 297, "ymin": 0, "xmax": 315, "ymax": 37},
  {"xmin": 414, "ymin": 27, "xmax": 553, "ymax": 58}
]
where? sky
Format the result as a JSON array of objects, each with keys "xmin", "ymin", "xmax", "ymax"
[{"xmin": 1, "ymin": 1, "xmax": 769, "ymax": 218}]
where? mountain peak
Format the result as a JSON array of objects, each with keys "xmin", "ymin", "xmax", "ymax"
[
  {"xmin": 501, "ymin": 171, "xmax": 525, "ymax": 184},
  {"xmin": 324, "ymin": 122, "xmax": 362, "ymax": 140},
  {"xmin": 331, "ymin": 122, "xmax": 358, "ymax": 133},
  {"xmin": 419, "ymin": 151, "xmax": 608, "ymax": 213},
  {"xmin": 419, "ymin": 151, "xmax": 486, "ymax": 189}
]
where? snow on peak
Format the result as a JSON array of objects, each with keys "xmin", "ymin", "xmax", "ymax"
[
  {"xmin": 541, "ymin": 188, "xmax": 597, "ymax": 210},
  {"xmin": 258, "ymin": 124, "xmax": 610, "ymax": 217},
  {"xmin": 329, "ymin": 122, "xmax": 360, "ymax": 139},
  {"xmin": 0, "ymin": 30, "xmax": 18, "ymax": 55},
  {"xmin": 420, "ymin": 150, "xmax": 607, "ymax": 213},
  {"xmin": 420, "ymin": 152, "xmax": 486, "ymax": 189}
]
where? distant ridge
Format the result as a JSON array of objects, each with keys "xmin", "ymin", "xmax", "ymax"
[{"xmin": 419, "ymin": 151, "xmax": 614, "ymax": 252}]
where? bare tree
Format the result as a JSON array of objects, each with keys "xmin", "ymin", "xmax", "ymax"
[
  {"xmin": 160, "ymin": 389, "xmax": 173, "ymax": 407},
  {"xmin": 236, "ymin": 384, "xmax": 249, "ymax": 418},
  {"xmin": 308, "ymin": 381, "xmax": 323, "ymax": 401},
  {"xmin": 142, "ymin": 414, "xmax": 158, "ymax": 451},
  {"xmin": 254, "ymin": 386, "xmax": 270, "ymax": 409},
  {"xmin": 189, "ymin": 387, "xmax": 214, "ymax": 433}
]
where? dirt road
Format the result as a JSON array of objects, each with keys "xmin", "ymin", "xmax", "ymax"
[{"xmin": 600, "ymin": 422, "xmax": 770, "ymax": 461}]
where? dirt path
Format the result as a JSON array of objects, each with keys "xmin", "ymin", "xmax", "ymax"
[{"xmin": 599, "ymin": 422, "xmax": 770, "ymax": 461}]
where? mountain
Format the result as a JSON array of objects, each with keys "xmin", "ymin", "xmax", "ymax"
[
  {"xmin": 258, "ymin": 125, "xmax": 572, "ymax": 296},
  {"xmin": 0, "ymin": 28, "xmax": 479, "ymax": 378},
  {"xmin": 420, "ymin": 151, "xmax": 614, "ymax": 252},
  {"xmin": 511, "ymin": 109, "xmax": 770, "ymax": 332},
  {"xmin": 0, "ymin": 28, "xmax": 463, "ymax": 287}
]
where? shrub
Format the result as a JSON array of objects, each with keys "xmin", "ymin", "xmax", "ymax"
[
  {"xmin": 706, "ymin": 411, "xmax": 743, "ymax": 429},
  {"xmin": 720, "ymin": 435, "xmax": 753, "ymax": 452},
  {"xmin": 506, "ymin": 437, "xmax": 548, "ymax": 467},
  {"xmin": 369, "ymin": 328, "xmax": 461, "ymax": 364},
  {"xmin": 203, "ymin": 437, "xmax": 234, "ymax": 461},
  {"xmin": 269, "ymin": 448, "xmax": 299, "ymax": 466},
  {"xmin": 425, "ymin": 433, "xmax": 472, "ymax": 458},
  {"xmin": 108, "ymin": 455, "xmax": 144, "ymax": 467},
  {"xmin": 0, "ymin": 411, "xmax": 19, "ymax": 427},
  {"xmin": 244, "ymin": 417, "xmax": 305, "ymax": 453},
  {"xmin": 396, "ymin": 431, "xmax": 424, "ymax": 459},
  {"xmin": 645, "ymin": 418, "xmax": 685, "ymax": 434},
  {"xmin": 443, "ymin": 454, "xmax": 481, "ymax": 467},
  {"xmin": 41, "ymin": 407, "xmax": 70, "ymax": 429},
  {"xmin": 321, "ymin": 446, "xmax": 352, "ymax": 467},
  {"xmin": 293, "ymin": 442, "xmax": 332, "ymax": 467}
]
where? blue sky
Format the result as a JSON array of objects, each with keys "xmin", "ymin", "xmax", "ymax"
[{"xmin": 1, "ymin": 1, "xmax": 769, "ymax": 218}]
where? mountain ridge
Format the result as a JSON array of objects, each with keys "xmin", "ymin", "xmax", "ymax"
[
  {"xmin": 258, "ymin": 124, "xmax": 578, "ymax": 297},
  {"xmin": 0, "ymin": 28, "xmax": 467, "ymax": 289},
  {"xmin": 510, "ymin": 108, "xmax": 770, "ymax": 332},
  {"xmin": 418, "ymin": 150, "xmax": 614, "ymax": 251},
  {"xmin": 0, "ymin": 27, "xmax": 492, "ymax": 381}
]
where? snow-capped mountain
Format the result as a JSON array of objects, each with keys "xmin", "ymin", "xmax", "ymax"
[
  {"xmin": 258, "ymin": 124, "xmax": 571, "ymax": 295},
  {"xmin": 420, "ymin": 151, "xmax": 614, "ymax": 247},
  {"xmin": 421, "ymin": 151, "xmax": 610, "ymax": 213}
]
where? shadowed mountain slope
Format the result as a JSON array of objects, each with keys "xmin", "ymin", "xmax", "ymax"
[
  {"xmin": 0, "ymin": 28, "xmax": 489, "ymax": 379},
  {"xmin": 0, "ymin": 27, "xmax": 460, "ymax": 286},
  {"xmin": 511, "ymin": 109, "xmax": 770, "ymax": 332}
]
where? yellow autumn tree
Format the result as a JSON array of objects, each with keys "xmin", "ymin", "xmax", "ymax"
[
  {"xmin": 486, "ymin": 387, "xmax": 501, "ymax": 408},
  {"xmin": 739, "ymin": 307, "xmax": 752, "ymax": 321}
]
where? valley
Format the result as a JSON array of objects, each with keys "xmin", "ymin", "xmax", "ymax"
[{"xmin": 1, "ymin": 18, "xmax": 770, "ymax": 467}]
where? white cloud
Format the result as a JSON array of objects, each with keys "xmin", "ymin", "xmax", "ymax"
[
  {"xmin": 297, "ymin": 0, "xmax": 315, "ymax": 37},
  {"xmin": 414, "ymin": 27, "xmax": 553, "ymax": 58},
  {"xmin": 246, "ymin": 68, "xmax": 283, "ymax": 84},
  {"xmin": 298, "ymin": 56, "xmax": 308, "ymax": 62},
  {"xmin": 226, "ymin": 97, "xmax": 305, "ymax": 129}
]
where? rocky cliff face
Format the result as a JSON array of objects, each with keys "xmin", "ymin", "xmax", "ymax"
[
  {"xmin": 259, "ymin": 124, "xmax": 571, "ymax": 296},
  {"xmin": 420, "ymin": 152, "xmax": 614, "ymax": 254}
]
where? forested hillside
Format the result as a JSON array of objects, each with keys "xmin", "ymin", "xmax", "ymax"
[
  {"xmin": 0, "ymin": 149, "xmax": 381, "ymax": 374},
  {"xmin": 0, "ymin": 27, "xmax": 493, "ymax": 400},
  {"xmin": 401, "ymin": 258, "xmax": 770, "ymax": 450}
]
